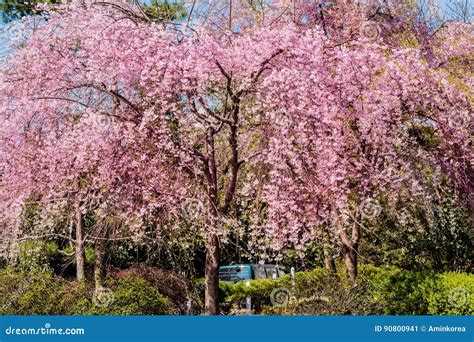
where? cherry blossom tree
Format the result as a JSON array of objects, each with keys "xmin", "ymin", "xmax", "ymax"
[
  {"xmin": 0, "ymin": 0, "xmax": 292, "ymax": 313},
  {"xmin": 0, "ymin": 0, "xmax": 471, "ymax": 313},
  {"xmin": 0, "ymin": 1, "xmax": 190, "ymax": 280},
  {"xmin": 257, "ymin": 21, "xmax": 472, "ymax": 281}
]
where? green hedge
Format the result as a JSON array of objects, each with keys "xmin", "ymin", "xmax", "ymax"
[
  {"xmin": 218, "ymin": 265, "xmax": 473, "ymax": 315},
  {"xmin": 112, "ymin": 265, "xmax": 189, "ymax": 314},
  {"xmin": 0, "ymin": 267, "xmax": 74, "ymax": 315},
  {"xmin": 361, "ymin": 265, "xmax": 474, "ymax": 315},
  {"xmin": 70, "ymin": 276, "xmax": 170, "ymax": 315},
  {"xmin": 219, "ymin": 276, "xmax": 289, "ymax": 312},
  {"xmin": 0, "ymin": 268, "xmax": 170, "ymax": 315},
  {"xmin": 1, "ymin": 265, "xmax": 472, "ymax": 315},
  {"xmin": 427, "ymin": 272, "xmax": 473, "ymax": 315}
]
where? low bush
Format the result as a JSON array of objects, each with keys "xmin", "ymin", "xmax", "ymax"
[
  {"xmin": 68, "ymin": 275, "xmax": 170, "ymax": 315},
  {"xmin": 426, "ymin": 272, "xmax": 474, "ymax": 315},
  {"xmin": 0, "ymin": 267, "xmax": 170, "ymax": 315},
  {"xmin": 18, "ymin": 240, "xmax": 61, "ymax": 271},
  {"xmin": 267, "ymin": 267, "xmax": 380, "ymax": 315},
  {"xmin": 217, "ymin": 265, "xmax": 473, "ymax": 315},
  {"xmin": 112, "ymin": 265, "xmax": 189, "ymax": 314},
  {"xmin": 361, "ymin": 266, "xmax": 473, "ymax": 315},
  {"xmin": 219, "ymin": 276, "xmax": 289, "ymax": 314},
  {"xmin": 371, "ymin": 268, "xmax": 438, "ymax": 315},
  {"xmin": 1, "ymin": 264, "xmax": 471, "ymax": 315},
  {"xmin": 0, "ymin": 267, "xmax": 71, "ymax": 315}
]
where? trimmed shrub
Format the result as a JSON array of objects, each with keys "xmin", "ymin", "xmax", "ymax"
[
  {"xmin": 0, "ymin": 267, "xmax": 69, "ymax": 315},
  {"xmin": 271, "ymin": 267, "xmax": 380, "ymax": 315},
  {"xmin": 219, "ymin": 277, "xmax": 289, "ymax": 313},
  {"xmin": 217, "ymin": 265, "xmax": 473, "ymax": 316},
  {"xmin": 68, "ymin": 275, "xmax": 170, "ymax": 315},
  {"xmin": 427, "ymin": 272, "xmax": 474, "ymax": 315},
  {"xmin": 0, "ymin": 267, "xmax": 170, "ymax": 315},
  {"xmin": 360, "ymin": 265, "xmax": 473, "ymax": 315},
  {"xmin": 113, "ymin": 265, "xmax": 189, "ymax": 314},
  {"xmin": 366, "ymin": 267, "xmax": 438, "ymax": 315}
]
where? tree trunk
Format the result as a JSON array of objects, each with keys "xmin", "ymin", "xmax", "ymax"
[
  {"xmin": 94, "ymin": 243, "xmax": 104, "ymax": 290},
  {"xmin": 204, "ymin": 127, "xmax": 221, "ymax": 315},
  {"xmin": 199, "ymin": 78, "xmax": 242, "ymax": 314},
  {"xmin": 74, "ymin": 203, "xmax": 86, "ymax": 282},
  {"xmin": 323, "ymin": 227, "xmax": 336, "ymax": 273},
  {"xmin": 204, "ymin": 233, "xmax": 220, "ymax": 315},
  {"xmin": 343, "ymin": 243, "xmax": 357, "ymax": 282},
  {"xmin": 338, "ymin": 213, "xmax": 360, "ymax": 283},
  {"xmin": 324, "ymin": 248, "xmax": 337, "ymax": 273},
  {"xmin": 94, "ymin": 226, "xmax": 108, "ymax": 290}
]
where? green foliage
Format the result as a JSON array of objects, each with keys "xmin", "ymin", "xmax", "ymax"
[
  {"xmin": 113, "ymin": 265, "xmax": 189, "ymax": 314},
  {"xmin": 0, "ymin": 267, "xmax": 70, "ymax": 315},
  {"xmin": 218, "ymin": 269, "xmax": 356, "ymax": 315},
  {"xmin": 0, "ymin": 268, "xmax": 171, "ymax": 315},
  {"xmin": 280, "ymin": 242, "xmax": 329, "ymax": 271},
  {"xmin": 70, "ymin": 276, "xmax": 170, "ymax": 315},
  {"xmin": 362, "ymin": 265, "xmax": 473, "ymax": 315},
  {"xmin": 62, "ymin": 245, "xmax": 95, "ymax": 267},
  {"xmin": 1, "ymin": 264, "xmax": 471, "ymax": 315},
  {"xmin": 17, "ymin": 241, "xmax": 95, "ymax": 276},
  {"xmin": 18, "ymin": 240, "xmax": 60, "ymax": 271},
  {"xmin": 0, "ymin": 0, "xmax": 187, "ymax": 23},
  {"xmin": 217, "ymin": 265, "xmax": 473, "ymax": 315},
  {"xmin": 426, "ymin": 272, "xmax": 474, "ymax": 315},
  {"xmin": 220, "ymin": 276, "xmax": 288, "ymax": 301},
  {"xmin": 108, "ymin": 244, "xmax": 137, "ymax": 269},
  {"xmin": 144, "ymin": 0, "xmax": 187, "ymax": 22},
  {"xmin": 367, "ymin": 267, "xmax": 438, "ymax": 315},
  {"xmin": 360, "ymin": 189, "xmax": 473, "ymax": 272},
  {"xmin": 110, "ymin": 276, "xmax": 169, "ymax": 315},
  {"xmin": 293, "ymin": 267, "xmax": 337, "ymax": 294},
  {"xmin": 218, "ymin": 276, "xmax": 287, "ymax": 314},
  {"xmin": 279, "ymin": 267, "xmax": 381, "ymax": 315},
  {"xmin": 0, "ymin": 0, "xmax": 59, "ymax": 22}
]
